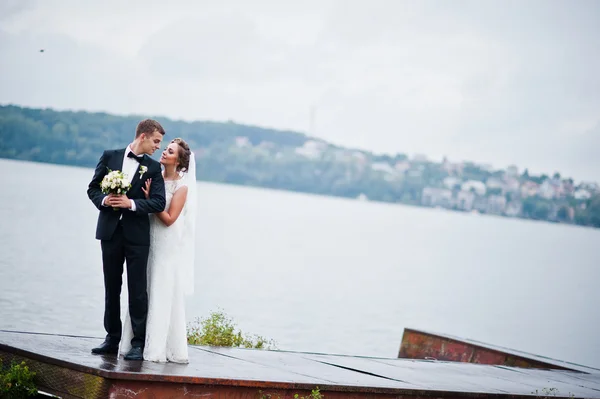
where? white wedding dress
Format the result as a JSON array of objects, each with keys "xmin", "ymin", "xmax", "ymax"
[{"xmin": 120, "ymin": 155, "xmax": 197, "ymax": 363}]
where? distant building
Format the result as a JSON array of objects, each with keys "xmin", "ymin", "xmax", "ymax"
[
  {"xmin": 371, "ymin": 162, "xmax": 395, "ymax": 174},
  {"xmin": 407, "ymin": 169, "xmax": 423, "ymax": 179},
  {"xmin": 461, "ymin": 180, "xmax": 486, "ymax": 196},
  {"xmin": 562, "ymin": 180, "xmax": 575, "ymax": 197},
  {"xmin": 505, "ymin": 201, "xmax": 522, "ymax": 217},
  {"xmin": 521, "ymin": 181, "xmax": 539, "ymax": 198},
  {"xmin": 478, "ymin": 163, "xmax": 494, "ymax": 173},
  {"xmin": 579, "ymin": 182, "xmax": 599, "ymax": 194},
  {"xmin": 352, "ymin": 151, "xmax": 368, "ymax": 164},
  {"xmin": 442, "ymin": 158, "xmax": 464, "ymax": 175},
  {"xmin": 539, "ymin": 180, "xmax": 556, "ymax": 199},
  {"xmin": 357, "ymin": 193, "xmax": 368, "ymax": 201},
  {"xmin": 574, "ymin": 189, "xmax": 592, "ymax": 200},
  {"xmin": 333, "ymin": 150, "xmax": 352, "ymax": 163},
  {"xmin": 394, "ymin": 161, "xmax": 411, "ymax": 173},
  {"xmin": 443, "ymin": 176, "xmax": 462, "ymax": 190},
  {"xmin": 487, "ymin": 195, "xmax": 507, "ymax": 215},
  {"xmin": 258, "ymin": 141, "xmax": 276, "ymax": 150},
  {"xmin": 556, "ymin": 181, "xmax": 567, "ymax": 198},
  {"xmin": 422, "ymin": 187, "xmax": 453, "ymax": 208},
  {"xmin": 504, "ymin": 177, "xmax": 521, "ymax": 195},
  {"xmin": 472, "ymin": 196, "xmax": 489, "ymax": 213},
  {"xmin": 455, "ymin": 191, "xmax": 476, "ymax": 211},
  {"xmin": 235, "ymin": 136, "xmax": 251, "ymax": 148},
  {"xmin": 485, "ymin": 177, "xmax": 505, "ymax": 192},
  {"xmin": 295, "ymin": 140, "xmax": 328, "ymax": 159},
  {"xmin": 567, "ymin": 206, "xmax": 576, "ymax": 221}
]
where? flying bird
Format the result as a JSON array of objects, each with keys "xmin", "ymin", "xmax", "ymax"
[{"xmin": 39, "ymin": 49, "xmax": 44, "ymax": 53}]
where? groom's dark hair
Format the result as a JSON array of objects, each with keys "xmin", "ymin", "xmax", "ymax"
[{"xmin": 136, "ymin": 119, "xmax": 165, "ymax": 138}]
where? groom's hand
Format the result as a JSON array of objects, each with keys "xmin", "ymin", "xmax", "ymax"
[
  {"xmin": 102, "ymin": 193, "xmax": 117, "ymax": 207},
  {"xmin": 108, "ymin": 195, "xmax": 133, "ymax": 209}
]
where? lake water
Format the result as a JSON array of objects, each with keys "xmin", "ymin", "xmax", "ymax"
[{"xmin": 0, "ymin": 158, "xmax": 599, "ymax": 367}]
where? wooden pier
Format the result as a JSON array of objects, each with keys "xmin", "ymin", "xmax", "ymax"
[{"xmin": 1, "ymin": 329, "xmax": 599, "ymax": 398}]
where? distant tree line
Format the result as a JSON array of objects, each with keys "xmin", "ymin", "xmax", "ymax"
[
  {"xmin": 1, "ymin": 104, "xmax": 599, "ymax": 229},
  {"xmin": 0, "ymin": 105, "xmax": 308, "ymax": 168}
]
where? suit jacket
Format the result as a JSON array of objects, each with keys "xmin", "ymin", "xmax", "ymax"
[{"xmin": 87, "ymin": 148, "xmax": 166, "ymax": 246}]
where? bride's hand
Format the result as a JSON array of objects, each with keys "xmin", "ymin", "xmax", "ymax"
[{"xmin": 142, "ymin": 179, "xmax": 152, "ymax": 199}]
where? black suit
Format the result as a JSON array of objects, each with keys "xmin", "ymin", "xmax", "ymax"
[{"xmin": 87, "ymin": 148, "xmax": 166, "ymax": 349}]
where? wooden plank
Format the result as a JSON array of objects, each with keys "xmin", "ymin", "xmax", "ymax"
[{"xmin": 2, "ymin": 330, "xmax": 600, "ymax": 399}]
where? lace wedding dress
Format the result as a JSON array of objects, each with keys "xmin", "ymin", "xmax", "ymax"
[{"xmin": 119, "ymin": 155, "xmax": 197, "ymax": 363}]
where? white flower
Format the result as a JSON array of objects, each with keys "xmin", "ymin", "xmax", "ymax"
[{"xmin": 100, "ymin": 168, "xmax": 132, "ymax": 195}]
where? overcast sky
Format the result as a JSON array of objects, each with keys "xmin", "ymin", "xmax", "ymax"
[{"xmin": 1, "ymin": 0, "xmax": 599, "ymax": 181}]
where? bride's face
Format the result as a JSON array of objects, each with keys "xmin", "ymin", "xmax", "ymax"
[{"xmin": 160, "ymin": 143, "xmax": 180, "ymax": 168}]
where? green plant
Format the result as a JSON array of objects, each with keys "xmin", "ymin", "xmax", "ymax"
[
  {"xmin": 294, "ymin": 387, "xmax": 323, "ymax": 399},
  {"xmin": 258, "ymin": 387, "xmax": 323, "ymax": 399},
  {"xmin": 187, "ymin": 309, "xmax": 276, "ymax": 350},
  {"xmin": 532, "ymin": 387, "xmax": 575, "ymax": 399},
  {"xmin": 0, "ymin": 359, "xmax": 38, "ymax": 398}
]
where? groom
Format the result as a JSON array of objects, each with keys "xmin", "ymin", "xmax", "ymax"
[{"xmin": 87, "ymin": 119, "xmax": 167, "ymax": 360}]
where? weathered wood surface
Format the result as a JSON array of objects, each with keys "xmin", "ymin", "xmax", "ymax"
[{"xmin": 1, "ymin": 330, "xmax": 599, "ymax": 398}]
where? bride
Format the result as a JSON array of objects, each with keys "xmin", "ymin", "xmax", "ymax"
[{"xmin": 119, "ymin": 137, "xmax": 197, "ymax": 363}]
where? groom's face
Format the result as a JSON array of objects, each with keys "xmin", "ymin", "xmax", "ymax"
[{"xmin": 140, "ymin": 130, "xmax": 164, "ymax": 155}]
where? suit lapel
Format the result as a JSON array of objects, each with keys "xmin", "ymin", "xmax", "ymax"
[
  {"xmin": 112, "ymin": 149, "xmax": 126, "ymax": 172},
  {"xmin": 130, "ymin": 155, "xmax": 149, "ymax": 189}
]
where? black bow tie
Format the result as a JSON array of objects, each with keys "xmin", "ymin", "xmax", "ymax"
[{"xmin": 127, "ymin": 152, "xmax": 144, "ymax": 163}]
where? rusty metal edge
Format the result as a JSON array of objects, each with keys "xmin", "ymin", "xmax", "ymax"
[{"xmin": 400, "ymin": 328, "xmax": 590, "ymax": 373}]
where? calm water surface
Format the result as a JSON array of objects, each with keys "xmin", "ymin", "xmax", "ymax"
[{"xmin": 0, "ymin": 159, "xmax": 599, "ymax": 367}]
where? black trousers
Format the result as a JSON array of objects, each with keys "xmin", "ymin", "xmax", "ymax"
[{"xmin": 100, "ymin": 222, "xmax": 149, "ymax": 348}]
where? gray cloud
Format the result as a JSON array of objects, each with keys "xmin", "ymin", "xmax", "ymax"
[
  {"xmin": 138, "ymin": 13, "xmax": 265, "ymax": 81},
  {"xmin": 0, "ymin": 0, "xmax": 37, "ymax": 22}
]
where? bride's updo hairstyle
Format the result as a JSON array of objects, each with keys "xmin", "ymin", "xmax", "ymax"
[{"xmin": 171, "ymin": 138, "xmax": 191, "ymax": 172}]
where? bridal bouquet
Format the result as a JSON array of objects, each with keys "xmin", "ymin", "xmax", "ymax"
[{"xmin": 101, "ymin": 169, "xmax": 132, "ymax": 209}]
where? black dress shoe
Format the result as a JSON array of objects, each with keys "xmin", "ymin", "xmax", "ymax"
[
  {"xmin": 123, "ymin": 346, "xmax": 144, "ymax": 361},
  {"xmin": 91, "ymin": 341, "xmax": 119, "ymax": 355}
]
